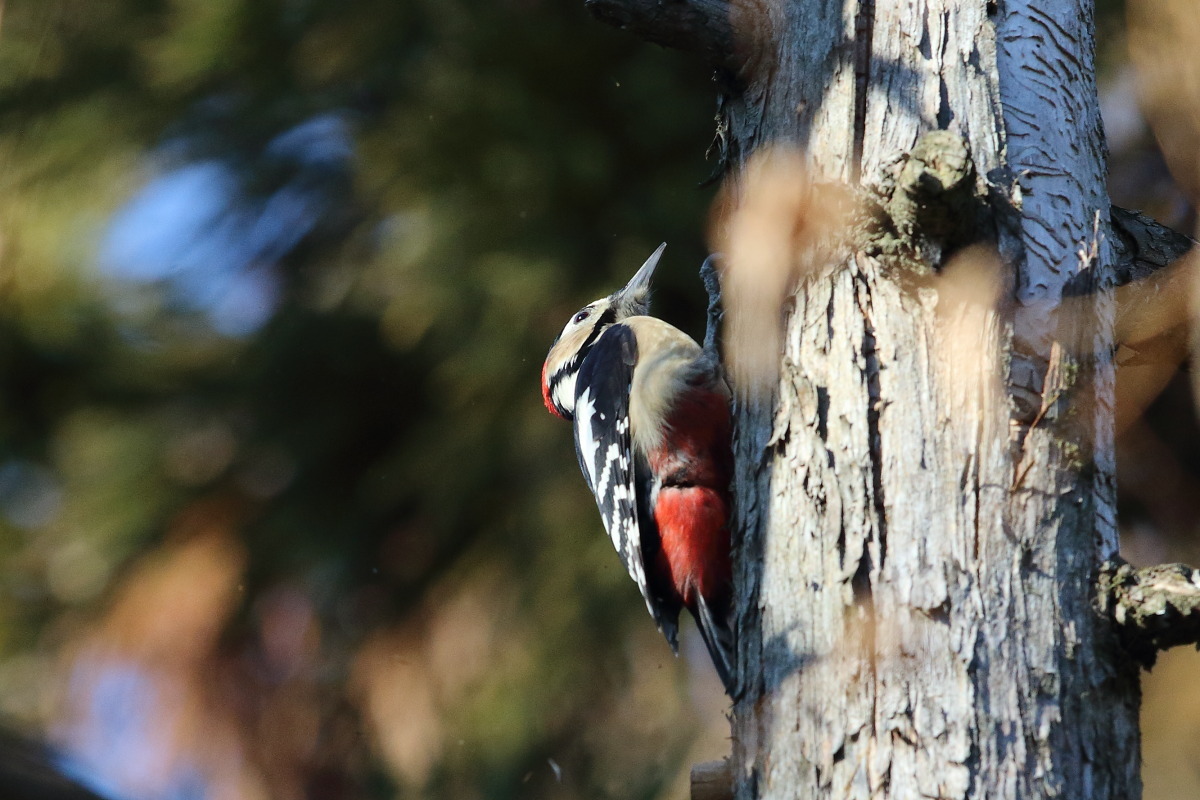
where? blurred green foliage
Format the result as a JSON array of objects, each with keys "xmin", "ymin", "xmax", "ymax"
[{"xmin": 0, "ymin": 1, "xmax": 725, "ymax": 798}]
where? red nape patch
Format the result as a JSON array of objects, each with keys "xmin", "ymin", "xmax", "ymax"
[
  {"xmin": 653, "ymin": 486, "xmax": 731, "ymax": 606},
  {"xmin": 541, "ymin": 362, "xmax": 565, "ymax": 419}
]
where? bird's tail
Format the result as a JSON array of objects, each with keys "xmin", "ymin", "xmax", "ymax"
[{"xmin": 694, "ymin": 591, "xmax": 736, "ymax": 695}]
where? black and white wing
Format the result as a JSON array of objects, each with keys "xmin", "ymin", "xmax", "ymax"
[{"xmin": 572, "ymin": 324, "xmax": 678, "ymax": 648}]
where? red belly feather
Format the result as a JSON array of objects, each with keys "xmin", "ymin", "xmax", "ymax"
[
  {"xmin": 653, "ymin": 485, "xmax": 731, "ymax": 606},
  {"xmin": 647, "ymin": 386, "xmax": 733, "ymax": 609}
]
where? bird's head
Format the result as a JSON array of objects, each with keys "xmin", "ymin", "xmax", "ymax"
[{"xmin": 540, "ymin": 243, "xmax": 665, "ymax": 419}]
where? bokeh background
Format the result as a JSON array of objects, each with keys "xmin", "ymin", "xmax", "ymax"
[{"xmin": 0, "ymin": 1, "xmax": 1198, "ymax": 798}]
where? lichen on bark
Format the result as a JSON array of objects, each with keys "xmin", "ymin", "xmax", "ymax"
[{"xmin": 1100, "ymin": 561, "xmax": 1200, "ymax": 667}]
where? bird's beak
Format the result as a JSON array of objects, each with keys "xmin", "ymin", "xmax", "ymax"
[{"xmin": 614, "ymin": 242, "xmax": 666, "ymax": 318}]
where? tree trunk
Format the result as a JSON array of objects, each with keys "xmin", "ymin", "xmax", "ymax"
[
  {"xmin": 720, "ymin": 2, "xmax": 1141, "ymax": 798},
  {"xmin": 583, "ymin": 0, "xmax": 1200, "ymax": 797}
]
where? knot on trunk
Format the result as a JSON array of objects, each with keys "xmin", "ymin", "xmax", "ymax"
[
  {"xmin": 1098, "ymin": 560, "xmax": 1200, "ymax": 667},
  {"xmin": 862, "ymin": 130, "xmax": 991, "ymax": 274}
]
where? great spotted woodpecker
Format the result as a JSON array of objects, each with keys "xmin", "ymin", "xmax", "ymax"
[{"xmin": 541, "ymin": 244, "xmax": 735, "ymax": 692}]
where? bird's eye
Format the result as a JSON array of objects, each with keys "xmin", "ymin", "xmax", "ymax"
[{"xmin": 572, "ymin": 309, "xmax": 590, "ymax": 324}]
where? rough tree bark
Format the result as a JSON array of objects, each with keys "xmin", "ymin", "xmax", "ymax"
[{"xmin": 585, "ymin": 1, "xmax": 1199, "ymax": 799}]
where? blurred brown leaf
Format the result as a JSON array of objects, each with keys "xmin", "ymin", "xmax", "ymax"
[{"xmin": 710, "ymin": 149, "xmax": 853, "ymax": 395}]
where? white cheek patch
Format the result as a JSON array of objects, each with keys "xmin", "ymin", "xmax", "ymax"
[{"xmin": 553, "ymin": 370, "xmax": 578, "ymax": 415}]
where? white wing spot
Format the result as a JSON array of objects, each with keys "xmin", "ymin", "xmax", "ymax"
[{"xmin": 575, "ymin": 389, "xmax": 600, "ymax": 486}]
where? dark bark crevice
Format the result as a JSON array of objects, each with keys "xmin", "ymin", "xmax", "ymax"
[{"xmin": 851, "ymin": 0, "xmax": 875, "ymax": 182}]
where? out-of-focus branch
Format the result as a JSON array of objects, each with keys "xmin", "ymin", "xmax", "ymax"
[
  {"xmin": 585, "ymin": 0, "xmax": 729, "ymax": 56},
  {"xmin": 1063, "ymin": 207, "xmax": 1195, "ymax": 359},
  {"xmin": 1098, "ymin": 560, "xmax": 1200, "ymax": 666},
  {"xmin": 690, "ymin": 759, "xmax": 733, "ymax": 800},
  {"xmin": 0, "ymin": 730, "xmax": 106, "ymax": 800},
  {"xmin": 583, "ymin": 0, "xmax": 759, "ymax": 71},
  {"xmin": 1056, "ymin": 208, "xmax": 1194, "ymax": 432},
  {"xmin": 1110, "ymin": 208, "xmax": 1195, "ymax": 366},
  {"xmin": 1109, "ymin": 206, "xmax": 1195, "ymax": 288}
]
